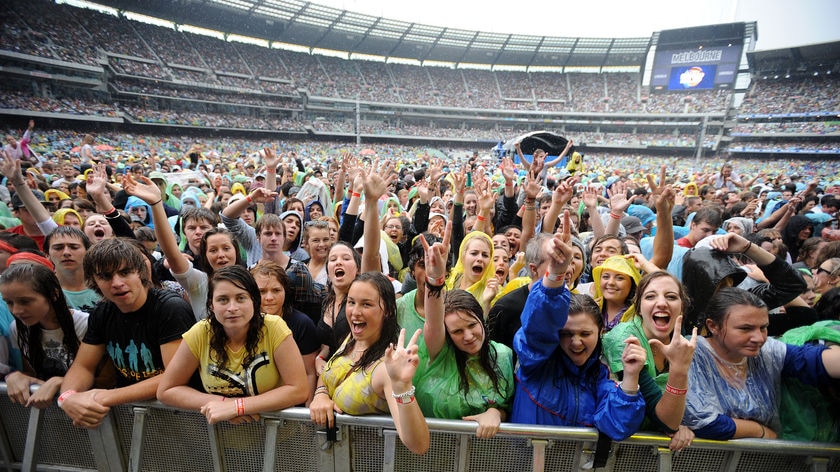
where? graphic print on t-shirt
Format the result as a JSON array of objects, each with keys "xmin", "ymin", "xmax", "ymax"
[
  {"xmin": 207, "ymin": 351, "xmax": 271, "ymax": 397},
  {"xmin": 108, "ymin": 340, "xmax": 163, "ymax": 382}
]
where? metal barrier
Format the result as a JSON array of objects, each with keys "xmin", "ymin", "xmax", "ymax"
[{"xmin": 1, "ymin": 383, "xmax": 838, "ymax": 472}]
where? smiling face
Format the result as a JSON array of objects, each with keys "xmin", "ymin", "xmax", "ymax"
[
  {"xmin": 328, "ymin": 244, "xmax": 359, "ymax": 292},
  {"xmin": 707, "ymin": 304, "xmax": 768, "ymax": 363},
  {"xmin": 308, "ymin": 203, "xmax": 323, "ymax": 220},
  {"xmin": 445, "ymin": 310, "xmax": 484, "ymax": 355},
  {"xmin": 345, "ymin": 280, "xmax": 384, "ymax": 345},
  {"xmin": 559, "ymin": 312, "xmax": 600, "ymax": 367},
  {"xmin": 591, "ymin": 238, "xmax": 623, "ymax": 268},
  {"xmin": 384, "ymin": 217, "xmax": 404, "ymax": 244},
  {"xmin": 211, "ymin": 280, "xmax": 255, "ymax": 334},
  {"xmin": 638, "ymin": 275, "xmax": 683, "ymax": 343},
  {"xmin": 599, "ymin": 269, "xmax": 632, "ymax": 305},
  {"xmin": 462, "ymin": 238, "xmax": 491, "ymax": 285}
]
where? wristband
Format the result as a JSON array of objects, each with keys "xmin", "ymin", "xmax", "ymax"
[
  {"xmin": 150, "ymin": 198, "xmax": 162, "ymax": 207},
  {"xmin": 426, "ymin": 275, "xmax": 446, "ymax": 286},
  {"xmin": 525, "ymin": 205, "xmax": 536, "ymax": 211},
  {"xmin": 741, "ymin": 241, "xmax": 752, "ymax": 254},
  {"xmin": 759, "ymin": 423, "xmax": 766, "ymax": 439},
  {"xmin": 505, "ymin": 182, "xmax": 513, "ymax": 187},
  {"xmin": 317, "ymin": 355, "xmax": 327, "ymax": 361},
  {"xmin": 246, "ymin": 195, "xmax": 252, "ymax": 203},
  {"xmin": 391, "ymin": 385, "xmax": 416, "ymax": 405},
  {"xmin": 235, "ymin": 397, "xmax": 246, "ymax": 417},
  {"xmin": 477, "ymin": 215, "xmax": 486, "ymax": 222},
  {"xmin": 609, "ymin": 212, "xmax": 622, "ymax": 220},
  {"xmin": 619, "ymin": 382, "xmax": 639, "ymax": 395},
  {"xmin": 664, "ymin": 383, "xmax": 687, "ymax": 396},
  {"xmin": 102, "ymin": 206, "xmax": 116, "ymax": 215},
  {"xmin": 351, "ymin": 192, "xmax": 361, "ymax": 198},
  {"xmin": 544, "ymin": 271, "xmax": 564, "ymax": 283},
  {"xmin": 57, "ymin": 389, "xmax": 77, "ymax": 408}
]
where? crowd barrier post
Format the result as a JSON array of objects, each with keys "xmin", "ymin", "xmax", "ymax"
[{"xmin": 87, "ymin": 413, "xmax": 124, "ymax": 471}]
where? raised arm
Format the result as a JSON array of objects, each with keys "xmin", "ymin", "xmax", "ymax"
[
  {"xmin": 123, "ymin": 175, "xmax": 190, "ymax": 275},
  {"xmin": 581, "ymin": 184, "xmax": 606, "ymax": 238},
  {"xmin": 421, "ymin": 222, "xmax": 452, "ymax": 361},
  {"xmin": 0, "ymin": 151, "xmax": 50, "ymax": 224},
  {"xmin": 648, "ymin": 167, "xmax": 675, "ymax": 270},
  {"xmin": 360, "ymin": 161, "xmax": 395, "ymax": 273},
  {"xmin": 606, "ymin": 181, "xmax": 631, "ymax": 236},
  {"xmin": 514, "ymin": 141, "xmax": 531, "ymax": 171},
  {"xmin": 544, "ymin": 139, "xmax": 573, "ymax": 168}
]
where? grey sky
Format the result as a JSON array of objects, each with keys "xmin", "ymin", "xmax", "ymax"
[{"xmin": 313, "ymin": 0, "xmax": 839, "ymax": 51}]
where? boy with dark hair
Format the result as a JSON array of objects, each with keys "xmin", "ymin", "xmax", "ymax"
[{"xmin": 58, "ymin": 238, "xmax": 195, "ymax": 428}]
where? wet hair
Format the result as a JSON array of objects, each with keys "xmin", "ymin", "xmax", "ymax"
[
  {"xmin": 0, "ymin": 263, "xmax": 79, "ymax": 379},
  {"xmin": 282, "ymin": 197, "xmax": 304, "ymax": 213},
  {"xmin": 407, "ymin": 232, "xmax": 444, "ymax": 275},
  {"xmin": 83, "ymin": 238, "xmax": 152, "ymax": 295},
  {"xmin": 134, "ymin": 226, "xmax": 157, "ymax": 244},
  {"xmin": 117, "ymin": 238, "xmax": 165, "ymax": 289},
  {"xmin": 633, "ymin": 271, "xmax": 690, "ymax": 320},
  {"xmin": 207, "ymin": 266, "xmax": 264, "ymax": 369},
  {"xmin": 322, "ymin": 241, "xmax": 363, "ymax": 319},
  {"xmin": 250, "ymin": 260, "xmax": 293, "ymax": 318},
  {"xmin": 444, "ymin": 290, "xmax": 507, "ymax": 400},
  {"xmin": 198, "ymin": 227, "xmax": 244, "ymax": 278},
  {"xmin": 815, "ymin": 287, "xmax": 840, "ymax": 321},
  {"xmin": 338, "ymin": 272, "xmax": 399, "ymax": 372},
  {"xmin": 704, "ymin": 287, "xmax": 767, "ymax": 332},
  {"xmin": 44, "ymin": 226, "xmax": 91, "ymax": 252},
  {"xmin": 0, "ymin": 232, "xmax": 39, "ymax": 252}
]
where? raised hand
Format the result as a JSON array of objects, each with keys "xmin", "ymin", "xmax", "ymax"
[
  {"xmin": 581, "ymin": 185, "xmax": 599, "ymax": 209},
  {"xmin": 249, "ymin": 187, "xmax": 278, "ymax": 203},
  {"xmin": 648, "ymin": 315, "xmax": 697, "ymax": 373},
  {"xmin": 420, "ymin": 221, "xmax": 451, "ymax": 281},
  {"xmin": 523, "ymin": 170, "xmax": 542, "ymax": 200},
  {"xmin": 260, "ymin": 147, "xmax": 280, "ymax": 171},
  {"xmin": 452, "ymin": 166, "xmax": 467, "ymax": 196},
  {"xmin": 361, "ymin": 160, "xmax": 396, "ymax": 201},
  {"xmin": 499, "ymin": 156, "xmax": 516, "ymax": 183},
  {"xmin": 123, "ymin": 174, "xmax": 162, "ymax": 205},
  {"xmin": 385, "ymin": 329, "xmax": 422, "ymax": 390},
  {"xmin": 706, "ymin": 232, "xmax": 750, "ymax": 254},
  {"xmin": 621, "ymin": 336, "xmax": 647, "ymax": 377},
  {"xmin": 0, "ymin": 150, "xmax": 22, "ymax": 181},
  {"xmin": 608, "ymin": 181, "xmax": 632, "ymax": 214},
  {"xmin": 552, "ymin": 176, "xmax": 578, "ymax": 207},
  {"xmin": 545, "ymin": 211, "xmax": 574, "ymax": 281}
]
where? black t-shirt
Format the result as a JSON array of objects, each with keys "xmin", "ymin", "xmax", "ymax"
[
  {"xmin": 84, "ymin": 288, "xmax": 196, "ymax": 387},
  {"xmin": 487, "ymin": 284, "xmax": 531, "ymax": 352},
  {"xmin": 316, "ymin": 300, "xmax": 349, "ymax": 358},
  {"xmin": 285, "ymin": 308, "xmax": 321, "ymax": 356}
]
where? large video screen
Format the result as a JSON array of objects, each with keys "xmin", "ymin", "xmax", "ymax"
[
  {"xmin": 651, "ymin": 44, "xmax": 742, "ymax": 92},
  {"xmin": 668, "ymin": 64, "xmax": 717, "ymax": 90}
]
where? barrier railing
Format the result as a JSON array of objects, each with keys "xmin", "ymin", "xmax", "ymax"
[{"xmin": 1, "ymin": 383, "xmax": 838, "ymax": 472}]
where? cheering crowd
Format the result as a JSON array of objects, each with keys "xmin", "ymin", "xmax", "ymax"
[{"xmin": 1, "ymin": 120, "xmax": 840, "ymax": 455}]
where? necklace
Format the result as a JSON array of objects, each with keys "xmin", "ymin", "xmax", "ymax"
[{"xmin": 709, "ymin": 345, "xmax": 748, "ymax": 389}]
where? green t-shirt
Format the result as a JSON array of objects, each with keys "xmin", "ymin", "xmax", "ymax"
[{"xmin": 414, "ymin": 340, "xmax": 514, "ymax": 419}]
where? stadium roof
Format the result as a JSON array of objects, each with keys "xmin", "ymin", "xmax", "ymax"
[
  {"xmin": 747, "ymin": 40, "xmax": 840, "ymax": 77},
  {"xmin": 93, "ymin": 0, "xmax": 651, "ymax": 67}
]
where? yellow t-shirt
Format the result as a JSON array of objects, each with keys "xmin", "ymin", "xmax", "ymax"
[
  {"xmin": 183, "ymin": 314, "xmax": 292, "ymax": 397},
  {"xmin": 322, "ymin": 340, "xmax": 388, "ymax": 415}
]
